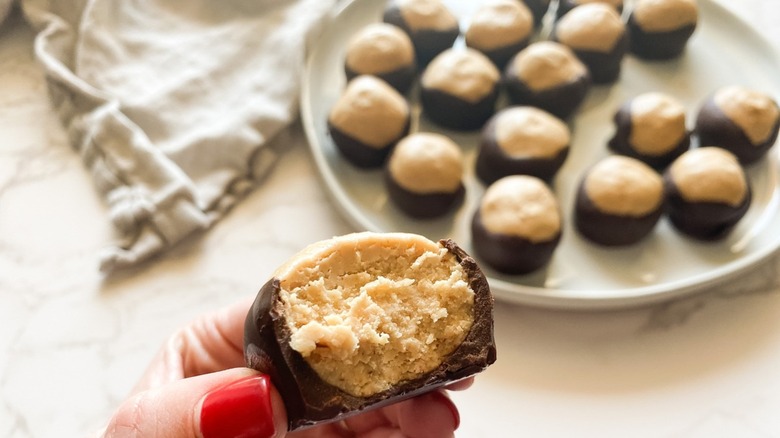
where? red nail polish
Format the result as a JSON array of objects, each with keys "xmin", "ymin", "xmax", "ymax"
[
  {"xmin": 200, "ymin": 375, "xmax": 276, "ymax": 438},
  {"xmin": 430, "ymin": 391, "xmax": 460, "ymax": 430}
]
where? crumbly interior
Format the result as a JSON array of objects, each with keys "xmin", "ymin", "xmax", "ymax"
[{"xmin": 277, "ymin": 233, "xmax": 475, "ymax": 397}]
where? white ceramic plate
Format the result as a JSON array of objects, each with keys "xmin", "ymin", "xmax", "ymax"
[{"xmin": 300, "ymin": 0, "xmax": 780, "ymax": 309}]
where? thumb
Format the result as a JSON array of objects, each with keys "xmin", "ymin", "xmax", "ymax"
[{"xmin": 103, "ymin": 368, "xmax": 288, "ymax": 438}]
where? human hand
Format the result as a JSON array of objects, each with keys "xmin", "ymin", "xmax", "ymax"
[{"xmin": 101, "ymin": 296, "xmax": 471, "ymax": 438}]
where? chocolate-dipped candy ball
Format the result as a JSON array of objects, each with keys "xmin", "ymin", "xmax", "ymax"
[
  {"xmin": 694, "ymin": 86, "xmax": 780, "ymax": 165},
  {"xmin": 628, "ymin": 0, "xmax": 698, "ymax": 60},
  {"xmin": 664, "ymin": 147, "xmax": 751, "ymax": 240},
  {"xmin": 575, "ymin": 156, "xmax": 664, "ymax": 246},
  {"xmin": 344, "ymin": 23, "xmax": 417, "ymax": 94},
  {"xmin": 244, "ymin": 232, "xmax": 496, "ymax": 430},
  {"xmin": 420, "ymin": 48, "xmax": 501, "ymax": 131},
  {"xmin": 520, "ymin": 0, "xmax": 551, "ymax": 26},
  {"xmin": 608, "ymin": 92, "xmax": 690, "ymax": 169},
  {"xmin": 557, "ymin": 0, "xmax": 624, "ymax": 19},
  {"xmin": 465, "ymin": 0, "xmax": 534, "ymax": 69},
  {"xmin": 328, "ymin": 76, "xmax": 411, "ymax": 168},
  {"xmin": 385, "ymin": 133, "xmax": 466, "ymax": 218},
  {"xmin": 475, "ymin": 106, "xmax": 570, "ymax": 185},
  {"xmin": 471, "ymin": 175, "xmax": 562, "ymax": 274},
  {"xmin": 383, "ymin": 0, "xmax": 460, "ymax": 67},
  {"xmin": 552, "ymin": 3, "xmax": 628, "ymax": 84},
  {"xmin": 503, "ymin": 41, "xmax": 591, "ymax": 119}
]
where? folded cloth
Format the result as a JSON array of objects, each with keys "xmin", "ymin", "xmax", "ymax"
[
  {"xmin": 13, "ymin": 0, "xmax": 335, "ymax": 272},
  {"xmin": 0, "ymin": 1, "xmax": 11, "ymax": 23}
]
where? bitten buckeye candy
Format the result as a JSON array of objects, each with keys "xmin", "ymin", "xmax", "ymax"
[
  {"xmin": 385, "ymin": 132, "xmax": 466, "ymax": 218},
  {"xmin": 694, "ymin": 86, "xmax": 780, "ymax": 165},
  {"xmin": 420, "ymin": 48, "xmax": 501, "ymax": 130},
  {"xmin": 628, "ymin": 0, "xmax": 698, "ymax": 60},
  {"xmin": 465, "ymin": 0, "xmax": 534, "ymax": 69},
  {"xmin": 552, "ymin": 3, "xmax": 628, "ymax": 84},
  {"xmin": 244, "ymin": 232, "xmax": 496, "ymax": 430},
  {"xmin": 328, "ymin": 76, "xmax": 411, "ymax": 168},
  {"xmin": 471, "ymin": 175, "xmax": 562, "ymax": 274},
  {"xmin": 344, "ymin": 23, "xmax": 417, "ymax": 94},
  {"xmin": 503, "ymin": 41, "xmax": 591, "ymax": 119},
  {"xmin": 475, "ymin": 106, "xmax": 571, "ymax": 185},
  {"xmin": 383, "ymin": 0, "xmax": 460, "ymax": 67},
  {"xmin": 575, "ymin": 156, "xmax": 664, "ymax": 246},
  {"xmin": 664, "ymin": 147, "xmax": 751, "ymax": 240},
  {"xmin": 609, "ymin": 92, "xmax": 690, "ymax": 169}
]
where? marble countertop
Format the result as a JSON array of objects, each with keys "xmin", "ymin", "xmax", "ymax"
[{"xmin": 2, "ymin": 1, "xmax": 780, "ymax": 437}]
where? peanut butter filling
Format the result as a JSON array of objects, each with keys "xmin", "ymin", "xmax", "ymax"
[
  {"xmin": 714, "ymin": 86, "xmax": 780, "ymax": 145},
  {"xmin": 388, "ymin": 133, "xmax": 464, "ymax": 193},
  {"xmin": 466, "ymin": 0, "xmax": 533, "ymax": 51},
  {"xmin": 479, "ymin": 175, "xmax": 561, "ymax": 242},
  {"xmin": 629, "ymin": 92, "xmax": 687, "ymax": 155},
  {"xmin": 512, "ymin": 41, "xmax": 588, "ymax": 91},
  {"xmin": 584, "ymin": 156, "xmax": 663, "ymax": 217},
  {"xmin": 669, "ymin": 147, "xmax": 747, "ymax": 206},
  {"xmin": 633, "ymin": 0, "xmax": 698, "ymax": 33},
  {"xmin": 277, "ymin": 233, "xmax": 475, "ymax": 397},
  {"xmin": 329, "ymin": 76, "xmax": 409, "ymax": 148},
  {"xmin": 345, "ymin": 23, "xmax": 415, "ymax": 74}
]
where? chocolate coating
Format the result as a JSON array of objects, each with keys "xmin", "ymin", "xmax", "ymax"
[
  {"xmin": 385, "ymin": 171, "xmax": 465, "ymax": 218},
  {"xmin": 420, "ymin": 86, "xmax": 499, "ymax": 131},
  {"xmin": 552, "ymin": 4, "xmax": 627, "ymax": 84},
  {"xmin": 471, "ymin": 39, "xmax": 531, "ymax": 71},
  {"xmin": 695, "ymin": 98, "xmax": 780, "ymax": 165},
  {"xmin": 664, "ymin": 172, "xmax": 752, "ymax": 240},
  {"xmin": 471, "ymin": 209, "xmax": 561, "ymax": 275},
  {"xmin": 627, "ymin": 15, "xmax": 696, "ymax": 60},
  {"xmin": 503, "ymin": 58, "xmax": 591, "ymax": 119},
  {"xmin": 327, "ymin": 117, "xmax": 411, "ymax": 168},
  {"xmin": 345, "ymin": 64, "xmax": 416, "ymax": 95},
  {"xmin": 521, "ymin": 0, "xmax": 551, "ymax": 26},
  {"xmin": 609, "ymin": 100, "xmax": 690, "ymax": 170},
  {"xmin": 475, "ymin": 109, "xmax": 570, "ymax": 184},
  {"xmin": 551, "ymin": 22, "xmax": 628, "ymax": 84},
  {"xmin": 244, "ymin": 239, "xmax": 496, "ymax": 430},
  {"xmin": 465, "ymin": 0, "xmax": 534, "ymax": 69},
  {"xmin": 383, "ymin": 3, "xmax": 460, "ymax": 67},
  {"xmin": 574, "ymin": 182, "xmax": 663, "ymax": 246}
]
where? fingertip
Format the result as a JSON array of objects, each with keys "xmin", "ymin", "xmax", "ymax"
[
  {"xmin": 198, "ymin": 372, "xmax": 288, "ymax": 438},
  {"xmin": 445, "ymin": 376, "xmax": 475, "ymax": 392},
  {"xmin": 398, "ymin": 390, "xmax": 459, "ymax": 438},
  {"xmin": 268, "ymin": 381, "xmax": 289, "ymax": 438}
]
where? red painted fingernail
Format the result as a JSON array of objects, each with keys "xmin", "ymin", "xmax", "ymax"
[
  {"xmin": 200, "ymin": 375, "xmax": 275, "ymax": 438},
  {"xmin": 431, "ymin": 391, "xmax": 460, "ymax": 430}
]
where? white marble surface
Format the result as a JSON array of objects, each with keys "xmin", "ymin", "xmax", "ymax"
[{"xmin": 2, "ymin": 1, "xmax": 780, "ymax": 437}]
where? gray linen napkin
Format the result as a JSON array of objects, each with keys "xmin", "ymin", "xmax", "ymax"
[{"xmin": 4, "ymin": 0, "xmax": 334, "ymax": 272}]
